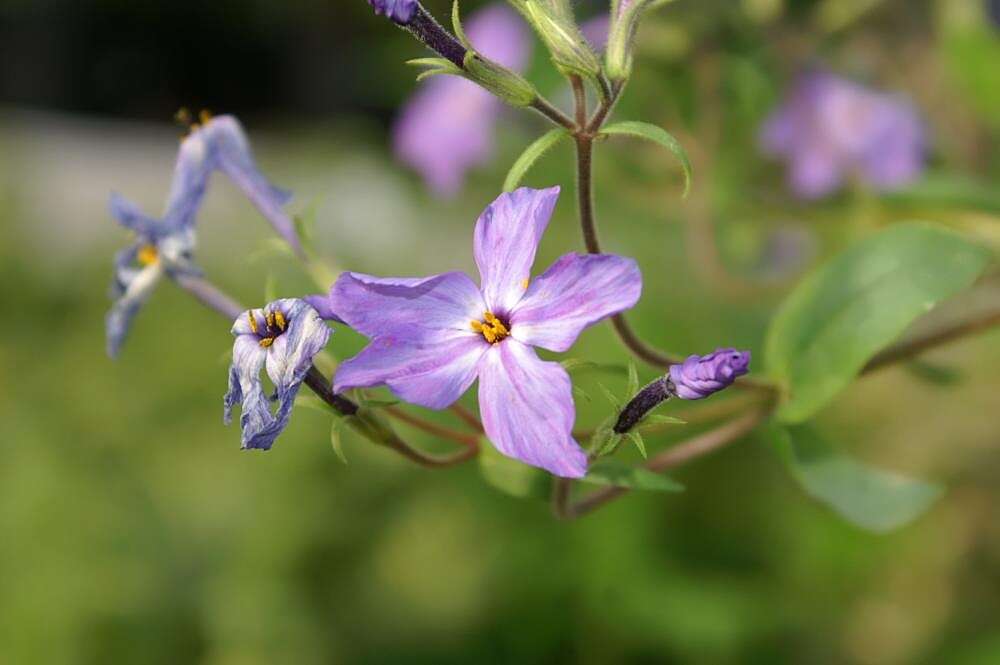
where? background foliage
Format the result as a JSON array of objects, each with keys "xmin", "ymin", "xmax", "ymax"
[{"xmin": 1, "ymin": 0, "xmax": 998, "ymax": 663}]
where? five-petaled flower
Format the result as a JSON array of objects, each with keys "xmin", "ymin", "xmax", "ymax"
[
  {"xmin": 670, "ymin": 349, "xmax": 751, "ymax": 400},
  {"xmin": 224, "ymin": 299, "xmax": 331, "ymax": 451},
  {"xmin": 760, "ymin": 70, "xmax": 925, "ymax": 199},
  {"xmin": 308, "ymin": 187, "xmax": 642, "ymax": 477},
  {"xmin": 106, "ymin": 114, "xmax": 301, "ymax": 358}
]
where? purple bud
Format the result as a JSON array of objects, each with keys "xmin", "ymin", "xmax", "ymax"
[
  {"xmin": 368, "ymin": 0, "xmax": 418, "ymax": 24},
  {"xmin": 669, "ymin": 349, "xmax": 751, "ymax": 400}
]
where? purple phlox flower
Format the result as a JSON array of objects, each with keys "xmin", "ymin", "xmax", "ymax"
[
  {"xmin": 310, "ymin": 187, "xmax": 642, "ymax": 478},
  {"xmin": 393, "ymin": 4, "xmax": 531, "ymax": 197},
  {"xmin": 224, "ymin": 299, "xmax": 331, "ymax": 451},
  {"xmin": 368, "ymin": 0, "xmax": 418, "ymax": 24},
  {"xmin": 106, "ymin": 114, "xmax": 300, "ymax": 358},
  {"xmin": 670, "ymin": 349, "xmax": 751, "ymax": 400},
  {"xmin": 760, "ymin": 71, "xmax": 926, "ymax": 199}
]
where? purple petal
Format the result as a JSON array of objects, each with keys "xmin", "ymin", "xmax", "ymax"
[
  {"xmin": 105, "ymin": 262, "xmax": 164, "ymax": 358},
  {"xmin": 203, "ymin": 116, "xmax": 301, "ymax": 255},
  {"xmin": 224, "ymin": 334, "xmax": 275, "ymax": 449},
  {"xmin": 334, "ymin": 335, "xmax": 488, "ymax": 409},
  {"xmin": 474, "ymin": 187, "xmax": 560, "ymax": 315},
  {"xmin": 477, "ymin": 340, "xmax": 587, "ymax": 478},
  {"xmin": 327, "ymin": 271, "xmax": 485, "ymax": 342},
  {"xmin": 669, "ymin": 348, "xmax": 751, "ymax": 400},
  {"xmin": 303, "ymin": 293, "xmax": 344, "ymax": 323},
  {"xmin": 368, "ymin": 0, "xmax": 417, "ymax": 24},
  {"xmin": 580, "ymin": 16, "xmax": 611, "ymax": 52},
  {"xmin": 510, "ymin": 253, "xmax": 642, "ymax": 352},
  {"xmin": 788, "ymin": 143, "xmax": 843, "ymax": 200},
  {"xmin": 263, "ymin": 299, "xmax": 331, "ymax": 391},
  {"xmin": 161, "ymin": 128, "xmax": 212, "ymax": 230}
]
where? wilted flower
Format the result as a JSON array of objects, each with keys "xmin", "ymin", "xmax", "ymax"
[
  {"xmin": 760, "ymin": 71, "xmax": 925, "ymax": 199},
  {"xmin": 393, "ymin": 3, "xmax": 531, "ymax": 197},
  {"xmin": 367, "ymin": 0, "xmax": 418, "ymax": 24},
  {"xmin": 669, "ymin": 349, "xmax": 751, "ymax": 400},
  {"xmin": 106, "ymin": 114, "xmax": 300, "ymax": 357},
  {"xmin": 311, "ymin": 187, "xmax": 642, "ymax": 477},
  {"xmin": 224, "ymin": 299, "xmax": 331, "ymax": 450}
]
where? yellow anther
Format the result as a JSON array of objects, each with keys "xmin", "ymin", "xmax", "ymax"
[
  {"xmin": 259, "ymin": 337, "xmax": 275, "ymax": 348},
  {"xmin": 199, "ymin": 109, "xmax": 213, "ymax": 125},
  {"xmin": 473, "ymin": 311, "xmax": 510, "ymax": 345},
  {"xmin": 265, "ymin": 312, "xmax": 276, "ymax": 330},
  {"xmin": 174, "ymin": 107, "xmax": 192, "ymax": 127},
  {"xmin": 248, "ymin": 312, "xmax": 259, "ymax": 334},
  {"xmin": 521, "ymin": 278, "xmax": 530, "ymax": 290},
  {"xmin": 274, "ymin": 310, "xmax": 287, "ymax": 331},
  {"xmin": 137, "ymin": 244, "xmax": 159, "ymax": 266}
]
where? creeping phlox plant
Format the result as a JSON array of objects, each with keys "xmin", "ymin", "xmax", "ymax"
[{"xmin": 108, "ymin": 1, "xmax": 996, "ymax": 524}]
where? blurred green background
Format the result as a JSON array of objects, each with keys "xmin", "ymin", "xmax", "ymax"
[{"xmin": 2, "ymin": 0, "xmax": 999, "ymax": 663}]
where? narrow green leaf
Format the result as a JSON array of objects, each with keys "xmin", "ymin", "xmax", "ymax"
[
  {"xmin": 582, "ymin": 461, "xmax": 685, "ymax": 493},
  {"xmin": 627, "ymin": 431, "xmax": 647, "ymax": 459},
  {"xmin": 571, "ymin": 384, "xmax": 592, "ymax": 403},
  {"xmin": 330, "ymin": 420, "xmax": 348, "ymax": 464},
  {"xmin": 769, "ymin": 424, "xmax": 942, "ymax": 533},
  {"xmin": 626, "ymin": 360, "xmax": 639, "ymax": 397},
  {"xmin": 451, "ymin": 0, "xmax": 471, "ymax": 48},
  {"xmin": 600, "ymin": 120, "xmax": 693, "ymax": 197},
  {"xmin": 903, "ymin": 360, "xmax": 963, "ymax": 386},
  {"xmin": 359, "ymin": 399, "xmax": 400, "ymax": 409},
  {"xmin": 503, "ymin": 129, "xmax": 569, "ymax": 192},
  {"xmin": 765, "ymin": 222, "xmax": 991, "ymax": 423},
  {"xmin": 561, "ymin": 359, "xmax": 629, "ymax": 376},
  {"xmin": 596, "ymin": 383, "xmax": 622, "ymax": 410},
  {"xmin": 641, "ymin": 414, "xmax": 687, "ymax": 427}
]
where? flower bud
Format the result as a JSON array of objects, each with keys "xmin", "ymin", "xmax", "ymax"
[
  {"xmin": 606, "ymin": 0, "xmax": 655, "ymax": 82},
  {"xmin": 669, "ymin": 348, "xmax": 752, "ymax": 400},
  {"xmin": 509, "ymin": 0, "xmax": 601, "ymax": 79},
  {"xmin": 367, "ymin": 0, "xmax": 418, "ymax": 24},
  {"xmin": 463, "ymin": 52, "xmax": 537, "ymax": 106}
]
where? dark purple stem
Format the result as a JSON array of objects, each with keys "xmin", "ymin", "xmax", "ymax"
[
  {"xmin": 613, "ymin": 377, "xmax": 673, "ymax": 433},
  {"xmin": 405, "ymin": 5, "xmax": 468, "ymax": 68}
]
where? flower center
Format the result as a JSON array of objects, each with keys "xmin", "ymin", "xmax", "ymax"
[
  {"xmin": 471, "ymin": 311, "xmax": 510, "ymax": 345},
  {"xmin": 137, "ymin": 244, "xmax": 159, "ymax": 266},
  {"xmin": 248, "ymin": 309, "xmax": 288, "ymax": 348}
]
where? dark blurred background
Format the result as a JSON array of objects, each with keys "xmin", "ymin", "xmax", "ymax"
[{"xmin": 1, "ymin": 1, "xmax": 998, "ymax": 664}]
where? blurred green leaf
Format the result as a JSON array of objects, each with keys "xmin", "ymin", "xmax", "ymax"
[
  {"xmin": 600, "ymin": 120, "xmax": 692, "ymax": 197},
  {"xmin": 769, "ymin": 424, "xmax": 942, "ymax": 533},
  {"xmin": 589, "ymin": 416, "xmax": 621, "ymax": 458},
  {"xmin": 641, "ymin": 414, "xmax": 687, "ymax": 427},
  {"xmin": 766, "ymin": 222, "xmax": 991, "ymax": 423},
  {"xmin": 503, "ymin": 129, "xmax": 569, "ymax": 192},
  {"xmin": 477, "ymin": 439, "xmax": 551, "ymax": 500},
  {"xmin": 903, "ymin": 360, "xmax": 963, "ymax": 387},
  {"xmin": 561, "ymin": 359, "xmax": 628, "ymax": 375},
  {"xmin": 884, "ymin": 174, "xmax": 1000, "ymax": 214},
  {"xmin": 330, "ymin": 419, "xmax": 348, "ymax": 464},
  {"xmin": 626, "ymin": 361, "xmax": 639, "ymax": 397},
  {"xmin": 597, "ymin": 383, "xmax": 623, "ymax": 410},
  {"xmin": 294, "ymin": 394, "xmax": 332, "ymax": 414},
  {"xmin": 264, "ymin": 272, "xmax": 278, "ymax": 303},
  {"xmin": 582, "ymin": 461, "xmax": 684, "ymax": 493},
  {"xmin": 627, "ymin": 431, "xmax": 647, "ymax": 459}
]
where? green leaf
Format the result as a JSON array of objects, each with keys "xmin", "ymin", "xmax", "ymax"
[
  {"xmin": 627, "ymin": 431, "xmax": 647, "ymax": 459},
  {"xmin": 626, "ymin": 361, "xmax": 639, "ymax": 397},
  {"xmin": 641, "ymin": 414, "xmax": 687, "ymax": 427},
  {"xmin": 582, "ymin": 461, "xmax": 684, "ymax": 493},
  {"xmin": 451, "ymin": 0, "xmax": 471, "ymax": 48},
  {"xmin": 903, "ymin": 360, "xmax": 962, "ymax": 387},
  {"xmin": 883, "ymin": 174, "xmax": 1000, "ymax": 214},
  {"xmin": 359, "ymin": 399, "xmax": 400, "ymax": 409},
  {"xmin": 571, "ymin": 384, "xmax": 592, "ymax": 403},
  {"xmin": 600, "ymin": 120, "xmax": 692, "ymax": 197},
  {"xmin": 561, "ymin": 359, "xmax": 628, "ymax": 376},
  {"xmin": 588, "ymin": 416, "xmax": 621, "ymax": 458},
  {"xmin": 769, "ymin": 424, "xmax": 942, "ymax": 533},
  {"xmin": 330, "ymin": 420, "xmax": 348, "ymax": 464},
  {"xmin": 293, "ymin": 201, "xmax": 319, "ymax": 254},
  {"xmin": 503, "ymin": 129, "xmax": 569, "ymax": 193},
  {"xmin": 765, "ymin": 223, "xmax": 991, "ymax": 423},
  {"xmin": 596, "ymin": 383, "xmax": 622, "ymax": 410},
  {"xmin": 478, "ymin": 439, "xmax": 551, "ymax": 500}
]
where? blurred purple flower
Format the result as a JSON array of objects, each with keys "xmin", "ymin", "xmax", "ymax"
[
  {"xmin": 393, "ymin": 3, "xmax": 531, "ymax": 197},
  {"xmin": 760, "ymin": 71, "xmax": 926, "ymax": 199},
  {"xmin": 224, "ymin": 299, "xmax": 331, "ymax": 451},
  {"xmin": 581, "ymin": 15, "xmax": 611, "ymax": 51},
  {"xmin": 670, "ymin": 349, "xmax": 751, "ymax": 400},
  {"xmin": 368, "ymin": 0, "xmax": 417, "ymax": 24},
  {"xmin": 106, "ymin": 115, "xmax": 300, "ymax": 357},
  {"xmin": 311, "ymin": 187, "xmax": 642, "ymax": 477}
]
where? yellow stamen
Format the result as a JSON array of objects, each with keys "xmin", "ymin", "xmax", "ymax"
[
  {"xmin": 199, "ymin": 109, "xmax": 213, "ymax": 125},
  {"xmin": 274, "ymin": 310, "xmax": 287, "ymax": 331},
  {"xmin": 174, "ymin": 107, "xmax": 192, "ymax": 127},
  {"xmin": 259, "ymin": 337, "xmax": 275, "ymax": 348},
  {"xmin": 472, "ymin": 311, "xmax": 510, "ymax": 345},
  {"xmin": 265, "ymin": 312, "xmax": 276, "ymax": 330},
  {"xmin": 137, "ymin": 244, "xmax": 159, "ymax": 266},
  {"xmin": 248, "ymin": 312, "xmax": 259, "ymax": 334},
  {"xmin": 521, "ymin": 278, "xmax": 530, "ymax": 290}
]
